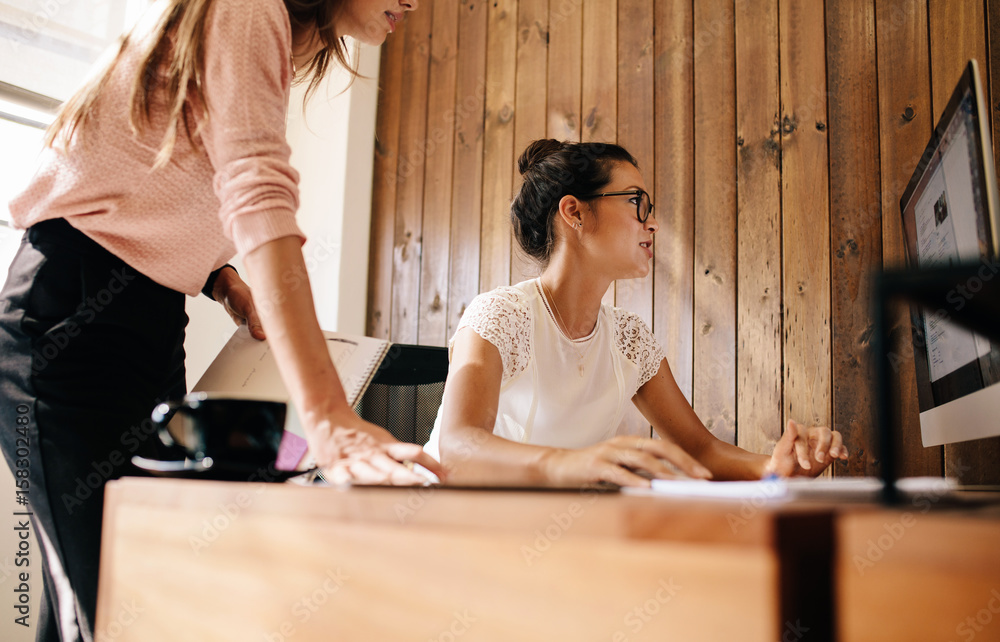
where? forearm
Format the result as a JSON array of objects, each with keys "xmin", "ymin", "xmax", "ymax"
[
  {"xmin": 439, "ymin": 424, "xmax": 555, "ymax": 485},
  {"xmin": 243, "ymin": 236, "xmax": 350, "ymax": 426},
  {"xmin": 696, "ymin": 439, "xmax": 770, "ymax": 481}
]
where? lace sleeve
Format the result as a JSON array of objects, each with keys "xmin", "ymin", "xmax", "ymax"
[
  {"xmin": 613, "ymin": 308, "xmax": 666, "ymax": 390},
  {"xmin": 450, "ymin": 287, "xmax": 531, "ymax": 381}
]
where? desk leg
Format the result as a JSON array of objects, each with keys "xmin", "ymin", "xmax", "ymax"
[{"xmin": 776, "ymin": 512, "xmax": 835, "ymax": 642}]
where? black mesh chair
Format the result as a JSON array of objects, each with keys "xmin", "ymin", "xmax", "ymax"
[{"xmin": 353, "ymin": 344, "xmax": 449, "ymax": 446}]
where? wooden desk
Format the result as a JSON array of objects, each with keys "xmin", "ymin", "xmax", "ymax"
[
  {"xmin": 837, "ymin": 502, "xmax": 1000, "ymax": 642},
  {"xmin": 96, "ymin": 479, "xmax": 837, "ymax": 642}
]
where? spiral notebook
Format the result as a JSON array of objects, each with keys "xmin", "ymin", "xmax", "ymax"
[{"xmin": 193, "ymin": 326, "xmax": 391, "ymax": 468}]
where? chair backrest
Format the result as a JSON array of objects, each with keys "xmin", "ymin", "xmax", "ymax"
[{"xmin": 353, "ymin": 344, "xmax": 449, "ymax": 446}]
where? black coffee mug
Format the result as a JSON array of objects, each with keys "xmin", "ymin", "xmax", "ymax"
[{"xmin": 139, "ymin": 393, "xmax": 290, "ymax": 479}]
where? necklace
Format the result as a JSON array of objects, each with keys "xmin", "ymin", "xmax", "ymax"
[{"xmin": 538, "ymin": 279, "xmax": 597, "ymax": 377}]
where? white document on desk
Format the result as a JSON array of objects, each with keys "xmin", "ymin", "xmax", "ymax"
[{"xmin": 625, "ymin": 476, "xmax": 957, "ymax": 502}]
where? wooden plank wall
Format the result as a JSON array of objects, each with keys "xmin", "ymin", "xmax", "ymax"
[{"xmin": 367, "ymin": 0, "xmax": 1000, "ymax": 483}]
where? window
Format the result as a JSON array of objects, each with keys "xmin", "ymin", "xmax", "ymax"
[
  {"xmin": 1, "ymin": 1, "xmax": 147, "ymax": 101},
  {"xmin": 0, "ymin": 86, "xmax": 52, "ymax": 267},
  {"xmin": 0, "ymin": 1, "xmax": 147, "ymax": 267}
]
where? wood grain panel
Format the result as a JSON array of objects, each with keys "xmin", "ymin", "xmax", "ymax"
[
  {"xmin": 616, "ymin": 0, "xmax": 655, "ymax": 324},
  {"xmin": 582, "ymin": 0, "xmax": 617, "ymax": 309},
  {"xmin": 927, "ymin": 0, "xmax": 1000, "ymax": 485},
  {"xmin": 367, "ymin": 30, "xmax": 405, "ymax": 339},
  {"xmin": 390, "ymin": 5, "xmax": 434, "ymax": 344},
  {"xmin": 448, "ymin": 0, "xmax": 488, "ymax": 339},
  {"xmin": 928, "ymin": 0, "xmax": 987, "ymax": 122},
  {"xmin": 546, "ymin": 0, "xmax": 582, "ymax": 142},
  {"xmin": 98, "ymin": 479, "xmax": 841, "ymax": 642},
  {"xmin": 581, "ymin": 0, "xmax": 616, "ymax": 145},
  {"xmin": 838, "ymin": 510, "xmax": 1000, "ymax": 642},
  {"xmin": 692, "ymin": 0, "xmax": 737, "ymax": 443},
  {"xmin": 991, "ymin": 0, "xmax": 1000, "ymax": 175},
  {"xmin": 417, "ymin": 0, "xmax": 459, "ymax": 347},
  {"xmin": 735, "ymin": 0, "xmax": 782, "ymax": 455},
  {"xmin": 873, "ymin": 0, "xmax": 940, "ymax": 478},
  {"xmin": 479, "ymin": 0, "xmax": 518, "ymax": 293},
  {"xmin": 826, "ymin": 0, "xmax": 882, "ymax": 479},
  {"xmin": 510, "ymin": 0, "xmax": 549, "ymax": 285},
  {"xmin": 653, "ymin": 0, "xmax": 694, "ymax": 403},
  {"xmin": 779, "ymin": 0, "xmax": 832, "ymax": 432}
]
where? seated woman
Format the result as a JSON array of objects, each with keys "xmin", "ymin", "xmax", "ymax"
[{"xmin": 423, "ymin": 139, "xmax": 849, "ymax": 487}]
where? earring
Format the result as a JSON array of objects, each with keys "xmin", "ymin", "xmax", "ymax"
[{"xmin": 577, "ymin": 222, "xmax": 582, "ymax": 229}]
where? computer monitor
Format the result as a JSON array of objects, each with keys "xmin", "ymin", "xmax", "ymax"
[{"xmin": 899, "ymin": 60, "xmax": 1000, "ymax": 447}]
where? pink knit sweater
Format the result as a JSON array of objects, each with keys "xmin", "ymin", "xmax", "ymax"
[{"xmin": 8, "ymin": 0, "xmax": 305, "ymax": 296}]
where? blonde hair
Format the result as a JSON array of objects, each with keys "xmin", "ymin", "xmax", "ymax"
[{"xmin": 45, "ymin": 0, "xmax": 357, "ymax": 168}]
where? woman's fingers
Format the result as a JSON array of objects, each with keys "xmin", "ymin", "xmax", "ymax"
[
  {"xmin": 606, "ymin": 448, "xmax": 677, "ymax": 481},
  {"xmin": 598, "ymin": 463, "xmax": 658, "ymax": 488},
  {"xmin": 787, "ymin": 420, "xmax": 813, "ymax": 471},
  {"xmin": 310, "ymin": 418, "xmax": 444, "ymax": 486},
  {"xmin": 215, "ymin": 272, "xmax": 265, "ymax": 339},
  {"xmin": 324, "ymin": 461, "xmax": 353, "ymax": 485},
  {"xmin": 326, "ymin": 452, "xmax": 431, "ymax": 486},
  {"xmin": 830, "ymin": 431, "xmax": 848, "ymax": 459},
  {"xmin": 811, "ymin": 426, "xmax": 833, "ymax": 464},
  {"xmin": 769, "ymin": 420, "xmax": 850, "ymax": 477},
  {"xmin": 244, "ymin": 302, "xmax": 265, "ymax": 339},
  {"xmin": 364, "ymin": 451, "xmax": 435, "ymax": 485},
  {"xmin": 618, "ymin": 437, "xmax": 712, "ymax": 480},
  {"xmin": 384, "ymin": 441, "xmax": 447, "ymax": 480},
  {"xmin": 588, "ymin": 436, "xmax": 711, "ymax": 484}
]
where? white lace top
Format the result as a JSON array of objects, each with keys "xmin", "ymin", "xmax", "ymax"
[{"xmin": 423, "ymin": 279, "xmax": 665, "ymax": 458}]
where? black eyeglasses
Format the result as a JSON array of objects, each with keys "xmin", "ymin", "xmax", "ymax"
[{"xmin": 580, "ymin": 189, "xmax": 654, "ymax": 224}]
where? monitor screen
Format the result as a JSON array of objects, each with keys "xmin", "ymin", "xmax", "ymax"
[{"xmin": 899, "ymin": 60, "xmax": 1000, "ymax": 447}]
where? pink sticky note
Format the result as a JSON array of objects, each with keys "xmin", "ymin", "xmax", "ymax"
[{"xmin": 275, "ymin": 431, "xmax": 309, "ymax": 471}]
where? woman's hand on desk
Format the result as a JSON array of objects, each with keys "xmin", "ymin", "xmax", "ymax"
[
  {"xmin": 764, "ymin": 420, "xmax": 848, "ymax": 478},
  {"xmin": 307, "ymin": 410, "xmax": 446, "ymax": 485},
  {"xmin": 541, "ymin": 436, "xmax": 714, "ymax": 488},
  {"xmin": 212, "ymin": 266, "xmax": 266, "ymax": 340}
]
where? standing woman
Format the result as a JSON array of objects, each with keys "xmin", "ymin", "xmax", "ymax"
[{"xmin": 0, "ymin": 0, "xmax": 440, "ymax": 640}]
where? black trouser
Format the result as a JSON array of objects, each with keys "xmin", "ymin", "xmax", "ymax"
[{"xmin": 0, "ymin": 218, "xmax": 187, "ymax": 642}]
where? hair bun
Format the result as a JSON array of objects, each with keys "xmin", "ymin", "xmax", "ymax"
[{"xmin": 517, "ymin": 139, "xmax": 564, "ymax": 176}]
